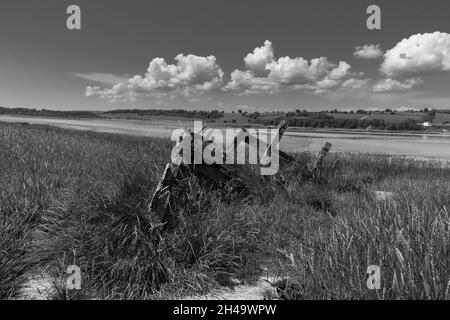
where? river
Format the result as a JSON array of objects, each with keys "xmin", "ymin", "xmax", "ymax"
[{"xmin": 1, "ymin": 115, "xmax": 450, "ymax": 161}]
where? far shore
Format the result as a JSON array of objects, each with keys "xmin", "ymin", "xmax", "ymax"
[{"xmin": 1, "ymin": 113, "xmax": 449, "ymax": 137}]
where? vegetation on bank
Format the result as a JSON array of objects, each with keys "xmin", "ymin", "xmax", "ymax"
[
  {"xmin": 0, "ymin": 106, "xmax": 223, "ymax": 120},
  {"xmin": 3, "ymin": 106, "xmax": 450, "ymax": 131},
  {"xmin": 259, "ymin": 109, "xmax": 438, "ymax": 131},
  {"xmin": 104, "ymin": 108, "xmax": 224, "ymax": 119},
  {"xmin": 0, "ymin": 122, "xmax": 449, "ymax": 299},
  {"xmin": 266, "ymin": 113, "xmax": 422, "ymax": 131},
  {"xmin": 0, "ymin": 107, "xmax": 100, "ymax": 119}
]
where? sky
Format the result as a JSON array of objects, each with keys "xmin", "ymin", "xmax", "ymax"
[{"xmin": 0, "ymin": 0, "xmax": 449, "ymax": 112}]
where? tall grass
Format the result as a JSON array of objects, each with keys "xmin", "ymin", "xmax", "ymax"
[{"xmin": 0, "ymin": 121, "xmax": 449, "ymax": 299}]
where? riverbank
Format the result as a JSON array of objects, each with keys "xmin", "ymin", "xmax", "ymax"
[
  {"xmin": 2, "ymin": 114, "xmax": 449, "ymax": 136},
  {"xmin": 1, "ymin": 122, "xmax": 449, "ymax": 299},
  {"xmin": 2, "ymin": 115, "xmax": 450, "ymax": 161}
]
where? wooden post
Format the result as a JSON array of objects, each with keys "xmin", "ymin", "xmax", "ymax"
[{"xmin": 311, "ymin": 142, "xmax": 332, "ymax": 173}]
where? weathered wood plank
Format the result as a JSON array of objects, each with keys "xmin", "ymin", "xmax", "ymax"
[{"xmin": 311, "ymin": 142, "xmax": 332, "ymax": 173}]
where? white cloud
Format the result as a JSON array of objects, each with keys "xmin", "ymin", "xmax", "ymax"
[
  {"xmin": 393, "ymin": 106, "xmax": 421, "ymax": 112},
  {"xmin": 85, "ymin": 38, "xmax": 434, "ymax": 102},
  {"xmin": 243, "ymin": 40, "xmax": 274, "ymax": 76},
  {"xmin": 327, "ymin": 61, "xmax": 352, "ymax": 80},
  {"xmin": 86, "ymin": 54, "xmax": 224, "ymax": 102},
  {"xmin": 380, "ymin": 32, "xmax": 450, "ymax": 77},
  {"xmin": 314, "ymin": 61, "xmax": 352, "ymax": 93},
  {"xmin": 73, "ymin": 72, "xmax": 130, "ymax": 85},
  {"xmin": 225, "ymin": 41, "xmax": 353, "ymax": 95},
  {"xmin": 342, "ymin": 78, "xmax": 372, "ymax": 90},
  {"xmin": 225, "ymin": 70, "xmax": 280, "ymax": 95},
  {"xmin": 371, "ymin": 78, "xmax": 424, "ymax": 92},
  {"xmin": 267, "ymin": 56, "xmax": 336, "ymax": 85},
  {"xmin": 354, "ymin": 44, "xmax": 383, "ymax": 59}
]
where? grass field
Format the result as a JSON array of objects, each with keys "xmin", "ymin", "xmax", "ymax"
[{"xmin": 1, "ymin": 121, "xmax": 449, "ymax": 299}]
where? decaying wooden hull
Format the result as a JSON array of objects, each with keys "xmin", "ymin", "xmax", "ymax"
[{"xmin": 149, "ymin": 120, "xmax": 331, "ymax": 231}]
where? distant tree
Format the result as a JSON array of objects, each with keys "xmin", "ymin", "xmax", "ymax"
[
  {"xmin": 249, "ymin": 111, "xmax": 260, "ymax": 119},
  {"xmin": 286, "ymin": 111, "xmax": 296, "ymax": 117}
]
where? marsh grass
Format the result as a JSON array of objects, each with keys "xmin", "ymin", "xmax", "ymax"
[{"xmin": 0, "ymin": 122, "xmax": 449, "ymax": 299}]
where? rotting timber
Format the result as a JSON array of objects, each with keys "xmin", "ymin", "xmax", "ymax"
[{"xmin": 149, "ymin": 120, "xmax": 332, "ymax": 231}]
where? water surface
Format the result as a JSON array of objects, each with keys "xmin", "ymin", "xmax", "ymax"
[{"xmin": 2, "ymin": 115, "xmax": 450, "ymax": 160}]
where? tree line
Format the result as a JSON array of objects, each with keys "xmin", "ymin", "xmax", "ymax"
[
  {"xmin": 0, "ymin": 107, "xmax": 100, "ymax": 118},
  {"xmin": 104, "ymin": 108, "xmax": 224, "ymax": 119},
  {"xmin": 263, "ymin": 114, "xmax": 422, "ymax": 131}
]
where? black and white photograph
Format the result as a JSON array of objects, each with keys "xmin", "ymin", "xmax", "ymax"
[{"xmin": 0, "ymin": 0, "xmax": 449, "ymax": 307}]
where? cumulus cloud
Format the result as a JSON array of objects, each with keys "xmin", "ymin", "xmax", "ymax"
[
  {"xmin": 342, "ymin": 78, "xmax": 372, "ymax": 90},
  {"xmin": 354, "ymin": 44, "xmax": 383, "ymax": 59},
  {"xmin": 371, "ymin": 78, "xmax": 424, "ymax": 92},
  {"xmin": 267, "ymin": 56, "xmax": 337, "ymax": 85},
  {"xmin": 225, "ymin": 41, "xmax": 353, "ymax": 95},
  {"xmin": 338, "ymin": 77, "xmax": 423, "ymax": 93},
  {"xmin": 314, "ymin": 61, "xmax": 352, "ymax": 93},
  {"xmin": 85, "ymin": 38, "xmax": 432, "ymax": 101},
  {"xmin": 225, "ymin": 70, "xmax": 280, "ymax": 95},
  {"xmin": 86, "ymin": 54, "xmax": 224, "ymax": 102},
  {"xmin": 243, "ymin": 40, "xmax": 275, "ymax": 77},
  {"xmin": 380, "ymin": 32, "xmax": 450, "ymax": 77}
]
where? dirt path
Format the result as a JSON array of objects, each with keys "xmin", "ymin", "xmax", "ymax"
[
  {"xmin": 183, "ymin": 277, "xmax": 278, "ymax": 300},
  {"xmin": 17, "ymin": 274, "xmax": 54, "ymax": 300}
]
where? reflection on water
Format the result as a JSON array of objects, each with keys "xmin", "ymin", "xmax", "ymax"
[{"xmin": 2, "ymin": 115, "xmax": 450, "ymax": 160}]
